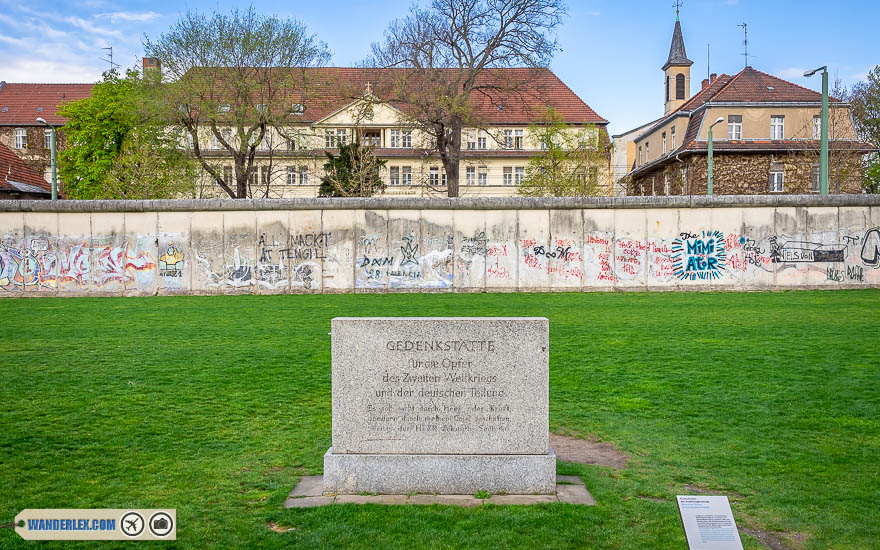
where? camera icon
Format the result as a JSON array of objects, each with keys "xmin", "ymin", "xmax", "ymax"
[{"xmin": 148, "ymin": 512, "xmax": 174, "ymax": 537}]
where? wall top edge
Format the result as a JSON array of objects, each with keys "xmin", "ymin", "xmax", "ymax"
[{"xmin": 1, "ymin": 195, "xmax": 878, "ymax": 213}]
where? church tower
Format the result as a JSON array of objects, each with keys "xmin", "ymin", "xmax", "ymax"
[{"xmin": 663, "ymin": 7, "xmax": 693, "ymax": 115}]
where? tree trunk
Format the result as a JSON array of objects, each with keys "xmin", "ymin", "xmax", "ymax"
[{"xmin": 443, "ymin": 120, "xmax": 463, "ymax": 197}]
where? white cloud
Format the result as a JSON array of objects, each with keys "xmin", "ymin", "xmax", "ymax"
[
  {"xmin": 94, "ymin": 11, "xmax": 161, "ymax": 23},
  {"xmin": 63, "ymin": 16, "xmax": 124, "ymax": 39},
  {"xmin": 777, "ymin": 67, "xmax": 807, "ymax": 80},
  {"xmin": 590, "ymin": 12, "xmax": 600, "ymax": 16},
  {"xmin": 0, "ymin": 58, "xmax": 101, "ymax": 83}
]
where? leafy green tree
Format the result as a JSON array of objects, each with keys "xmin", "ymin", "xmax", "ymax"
[
  {"xmin": 58, "ymin": 69, "xmax": 189, "ymax": 199},
  {"xmin": 144, "ymin": 6, "xmax": 330, "ymax": 198},
  {"xmin": 517, "ymin": 107, "xmax": 606, "ymax": 197},
  {"xmin": 848, "ymin": 65, "xmax": 880, "ymax": 193},
  {"xmin": 319, "ymin": 141, "xmax": 387, "ymax": 197}
]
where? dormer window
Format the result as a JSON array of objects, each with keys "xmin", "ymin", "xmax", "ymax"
[
  {"xmin": 290, "ymin": 103, "xmax": 305, "ymax": 115},
  {"xmin": 497, "ymin": 104, "xmax": 504, "ymax": 111},
  {"xmin": 218, "ymin": 104, "xmax": 231, "ymax": 113}
]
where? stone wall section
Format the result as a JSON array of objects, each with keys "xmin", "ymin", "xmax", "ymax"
[{"xmin": 1, "ymin": 196, "xmax": 878, "ymax": 296}]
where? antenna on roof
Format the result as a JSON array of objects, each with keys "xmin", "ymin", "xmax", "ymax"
[
  {"xmin": 707, "ymin": 44, "xmax": 710, "ymax": 81},
  {"xmin": 100, "ymin": 47, "xmax": 120, "ymax": 72},
  {"xmin": 737, "ymin": 23, "xmax": 749, "ymax": 67}
]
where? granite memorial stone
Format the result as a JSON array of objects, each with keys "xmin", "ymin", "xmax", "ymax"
[{"xmin": 323, "ymin": 317, "xmax": 555, "ymax": 495}]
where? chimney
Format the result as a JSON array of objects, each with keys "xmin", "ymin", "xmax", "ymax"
[
  {"xmin": 142, "ymin": 57, "xmax": 161, "ymax": 77},
  {"xmin": 702, "ymin": 78, "xmax": 709, "ymax": 90},
  {"xmin": 710, "ymin": 73, "xmax": 717, "ymax": 83}
]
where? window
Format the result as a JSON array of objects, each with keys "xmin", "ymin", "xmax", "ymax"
[
  {"xmin": 504, "ymin": 130, "xmax": 513, "ymax": 149},
  {"xmin": 224, "ymin": 166, "xmax": 233, "ymax": 184},
  {"xmin": 478, "ymin": 167, "xmax": 487, "ymax": 186},
  {"xmin": 671, "ymin": 126, "xmax": 676, "ymax": 149},
  {"xmin": 401, "ymin": 166, "xmax": 412, "ymax": 185},
  {"xmin": 14, "ymin": 128, "xmax": 26, "ymax": 149},
  {"xmin": 503, "ymin": 166, "xmax": 513, "ymax": 185},
  {"xmin": 325, "ymin": 129, "xmax": 338, "ymax": 148},
  {"xmin": 664, "ymin": 173, "xmax": 670, "ymax": 195},
  {"xmin": 214, "ymin": 128, "xmax": 232, "ymax": 150},
  {"xmin": 44, "ymin": 129, "xmax": 52, "ymax": 149},
  {"xmin": 218, "ymin": 104, "xmax": 231, "ymax": 113},
  {"xmin": 363, "ymin": 130, "xmax": 381, "ymax": 147},
  {"xmin": 638, "ymin": 145, "xmax": 642, "ymax": 165},
  {"xmin": 645, "ymin": 142, "xmax": 649, "ymax": 161},
  {"xmin": 675, "ymin": 73, "xmax": 685, "ymax": 100},
  {"xmin": 770, "ymin": 116, "xmax": 784, "ymax": 140},
  {"xmin": 290, "ymin": 103, "xmax": 305, "ymax": 115},
  {"xmin": 541, "ymin": 138, "xmax": 549, "ymax": 150},
  {"xmin": 812, "ymin": 116, "xmax": 822, "ymax": 140},
  {"xmin": 666, "ymin": 75, "xmax": 670, "ymax": 103},
  {"xmin": 261, "ymin": 166, "xmax": 270, "ymax": 185},
  {"xmin": 442, "ymin": 170, "xmax": 447, "ymax": 186},
  {"xmin": 589, "ymin": 167, "xmax": 598, "ymax": 185},
  {"xmin": 299, "ymin": 166, "xmax": 309, "ymax": 186},
  {"xmin": 337, "ymin": 129, "xmax": 347, "ymax": 146},
  {"xmin": 466, "ymin": 166, "xmax": 476, "ymax": 186},
  {"xmin": 662, "ymin": 132, "xmax": 667, "ymax": 154},
  {"xmin": 286, "ymin": 135, "xmax": 297, "ymax": 151},
  {"xmin": 514, "ymin": 129, "xmax": 523, "ymax": 149},
  {"xmin": 811, "ymin": 164, "xmax": 820, "ymax": 192},
  {"xmin": 515, "ymin": 167, "xmax": 525, "ymax": 185},
  {"xmin": 478, "ymin": 133, "xmax": 487, "ymax": 150},
  {"xmin": 390, "ymin": 166, "xmax": 400, "ymax": 186},
  {"xmin": 390, "ymin": 130, "xmax": 400, "ymax": 148},
  {"xmin": 430, "ymin": 166, "xmax": 440, "ymax": 186},
  {"xmin": 770, "ymin": 163, "xmax": 784, "ymax": 192},
  {"xmin": 728, "ymin": 115, "xmax": 742, "ymax": 140},
  {"xmin": 287, "ymin": 166, "xmax": 297, "ymax": 185},
  {"xmin": 466, "ymin": 131, "xmax": 475, "ymax": 150},
  {"xmin": 401, "ymin": 130, "xmax": 412, "ymax": 148}
]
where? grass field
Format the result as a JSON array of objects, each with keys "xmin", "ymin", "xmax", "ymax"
[{"xmin": 1, "ymin": 290, "xmax": 878, "ymax": 549}]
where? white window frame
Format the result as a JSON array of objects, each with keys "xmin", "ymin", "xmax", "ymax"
[
  {"xmin": 299, "ymin": 166, "xmax": 309, "ymax": 185},
  {"xmin": 770, "ymin": 116, "xmax": 784, "ymax": 140},
  {"xmin": 514, "ymin": 129, "xmax": 523, "ymax": 149},
  {"xmin": 466, "ymin": 166, "xmax": 476, "ymax": 186},
  {"xmin": 337, "ymin": 128, "xmax": 348, "ymax": 146},
  {"xmin": 287, "ymin": 166, "xmax": 296, "ymax": 185},
  {"xmin": 728, "ymin": 115, "xmax": 742, "ymax": 140},
  {"xmin": 503, "ymin": 166, "xmax": 512, "ymax": 185},
  {"xmin": 429, "ymin": 166, "xmax": 440, "ymax": 186},
  {"xmin": 504, "ymin": 129, "xmax": 513, "ymax": 149},
  {"xmin": 671, "ymin": 126, "xmax": 676, "ymax": 149},
  {"xmin": 390, "ymin": 167, "xmax": 400, "ymax": 186},
  {"xmin": 812, "ymin": 116, "xmax": 821, "ymax": 140},
  {"xmin": 401, "ymin": 166, "xmax": 412, "ymax": 185},
  {"xmin": 325, "ymin": 129, "xmax": 337, "ymax": 148},
  {"xmin": 401, "ymin": 130, "xmax": 412, "ymax": 148},
  {"xmin": 638, "ymin": 145, "xmax": 642, "ymax": 165},
  {"xmin": 515, "ymin": 166, "xmax": 525, "ymax": 185},
  {"xmin": 662, "ymin": 132, "xmax": 667, "ymax": 154},
  {"xmin": 44, "ymin": 129, "xmax": 52, "ymax": 149},
  {"xmin": 645, "ymin": 142, "xmax": 649, "ymax": 161},
  {"xmin": 478, "ymin": 134, "xmax": 487, "ymax": 150},
  {"xmin": 14, "ymin": 128, "xmax": 26, "ymax": 149},
  {"xmin": 466, "ymin": 130, "xmax": 475, "ymax": 150},
  {"xmin": 770, "ymin": 164, "xmax": 784, "ymax": 193},
  {"xmin": 390, "ymin": 129, "xmax": 400, "ymax": 148},
  {"xmin": 478, "ymin": 167, "xmax": 487, "ymax": 186}
]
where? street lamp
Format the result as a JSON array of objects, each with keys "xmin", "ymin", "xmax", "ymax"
[
  {"xmin": 707, "ymin": 116, "xmax": 724, "ymax": 195},
  {"xmin": 804, "ymin": 66, "xmax": 828, "ymax": 194},
  {"xmin": 35, "ymin": 117, "xmax": 57, "ymax": 200}
]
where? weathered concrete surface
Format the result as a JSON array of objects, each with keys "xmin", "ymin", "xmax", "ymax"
[
  {"xmin": 322, "ymin": 448, "xmax": 557, "ymax": 495},
  {"xmin": 330, "ymin": 318, "xmax": 549, "ymax": 455},
  {"xmin": 2, "ymin": 196, "xmax": 879, "ymax": 296}
]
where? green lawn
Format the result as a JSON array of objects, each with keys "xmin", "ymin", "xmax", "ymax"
[{"xmin": 1, "ymin": 290, "xmax": 878, "ymax": 549}]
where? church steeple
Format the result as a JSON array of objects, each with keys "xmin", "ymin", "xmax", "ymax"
[{"xmin": 662, "ymin": 3, "xmax": 694, "ymax": 114}]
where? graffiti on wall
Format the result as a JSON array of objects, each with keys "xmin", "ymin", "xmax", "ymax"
[
  {"xmin": 3, "ymin": 214, "xmax": 880, "ymax": 294},
  {"xmin": 671, "ymin": 230, "xmax": 727, "ymax": 281}
]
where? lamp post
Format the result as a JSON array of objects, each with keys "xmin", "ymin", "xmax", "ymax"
[
  {"xmin": 35, "ymin": 117, "xmax": 57, "ymax": 200},
  {"xmin": 804, "ymin": 66, "xmax": 828, "ymax": 194},
  {"xmin": 707, "ymin": 116, "xmax": 724, "ymax": 195}
]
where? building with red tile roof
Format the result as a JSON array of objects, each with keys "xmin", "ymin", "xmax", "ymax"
[
  {"xmin": 0, "ymin": 82, "xmax": 94, "ymax": 194},
  {"xmin": 619, "ymin": 15, "xmax": 875, "ymax": 196},
  {"xmin": 0, "ymin": 141, "xmax": 52, "ymax": 199}
]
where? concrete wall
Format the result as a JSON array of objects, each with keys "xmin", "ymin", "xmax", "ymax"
[{"xmin": 1, "ymin": 195, "xmax": 879, "ymax": 296}]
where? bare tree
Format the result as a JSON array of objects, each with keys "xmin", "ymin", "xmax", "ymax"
[
  {"xmin": 144, "ymin": 6, "xmax": 331, "ymax": 198},
  {"xmin": 368, "ymin": 0, "xmax": 566, "ymax": 197}
]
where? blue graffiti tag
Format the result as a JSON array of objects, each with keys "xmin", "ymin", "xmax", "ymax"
[{"xmin": 671, "ymin": 230, "xmax": 727, "ymax": 281}]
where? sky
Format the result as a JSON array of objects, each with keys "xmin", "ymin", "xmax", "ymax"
[{"xmin": 0, "ymin": 0, "xmax": 877, "ymax": 135}]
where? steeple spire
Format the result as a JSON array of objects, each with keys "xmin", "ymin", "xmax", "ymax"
[{"xmin": 662, "ymin": 7, "xmax": 693, "ymax": 71}]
